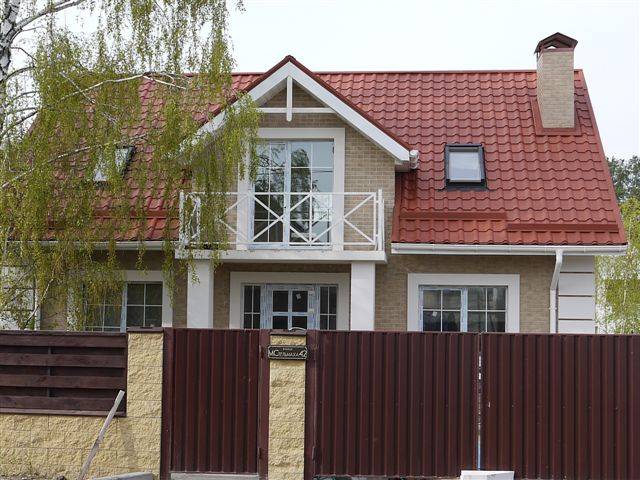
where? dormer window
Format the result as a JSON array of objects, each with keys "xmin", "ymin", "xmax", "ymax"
[
  {"xmin": 94, "ymin": 146, "xmax": 135, "ymax": 182},
  {"xmin": 445, "ymin": 144, "xmax": 485, "ymax": 185}
]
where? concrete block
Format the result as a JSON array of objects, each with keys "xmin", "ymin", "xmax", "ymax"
[{"xmin": 460, "ymin": 471, "xmax": 514, "ymax": 480}]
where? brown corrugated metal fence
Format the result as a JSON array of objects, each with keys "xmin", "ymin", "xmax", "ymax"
[
  {"xmin": 305, "ymin": 331, "xmax": 479, "ymax": 478},
  {"xmin": 161, "ymin": 329, "xmax": 640, "ymax": 480},
  {"xmin": 481, "ymin": 333, "xmax": 640, "ymax": 480},
  {"xmin": 161, "ymin": 329, "xmax": 267, "ymax": 477}
]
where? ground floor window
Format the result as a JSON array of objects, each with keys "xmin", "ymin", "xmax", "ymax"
[
  {"xmin": 420, "ymin": 286, "xmax": 507, "ymax": 332},
  {"xmin": 242, "ymin": 283, "xmax": 338, "ymax": 330},
  {"xmin": 85, "ymin": 282, "xmax": 163, "ymax": 332}
]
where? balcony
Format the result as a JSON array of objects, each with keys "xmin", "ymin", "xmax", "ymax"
[{"xmin": 179, "ymin": 190, "xmax": 385, "ymax": 252}]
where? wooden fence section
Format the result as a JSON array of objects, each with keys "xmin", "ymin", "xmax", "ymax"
[
  {"xmin": 0, "ymin": 330, "xmax": 127, "ymax": 415},
  {"xmin": 305, "ymin": 331, "xmax": 479, "ymax": 479},
  {"xmin": 161, "ymin": 328, "xmax": 266, "ymax": 476},
  {"xmin": 481, "ymin": 334, "xmax": 640, "ymax": 480}
]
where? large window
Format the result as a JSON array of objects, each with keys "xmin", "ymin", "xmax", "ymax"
[
  {"xmin": 254, "ymin": 140, "xmax": 334, "ymax": 245},
  {"xmin": 420, "ymin": 286, "xmax": 506, "ymax": 332},
  {"xmin": 85, "ymin": 282, "xmax": 163, "ymax": 332},
  {"xmin": 242, "ymin": 284, "xmax": 337, "ymax": 330}
]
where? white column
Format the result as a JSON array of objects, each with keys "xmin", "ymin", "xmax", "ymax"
[
  {"xmin": 350, "ymin": 262, "xmax": 376, "ymax": 330},
  {"xmin": 187, "ymin": 259, "xmax": 214, "ymax": 328}
]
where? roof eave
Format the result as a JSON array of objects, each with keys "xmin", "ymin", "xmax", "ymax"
[{"xmin": 391, "ymin": 242, "xmax": 628, "ymax": 256}]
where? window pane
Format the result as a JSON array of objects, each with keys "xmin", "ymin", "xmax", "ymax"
[
  {"xmin": 243, "ymin": 286, "xmax": 253, "ymax": 313},
  {"xmin": 292, "ymin": 316, "xmax": 307, "ymax": 329},
  {"xmin": 272, "ymin": 291, "xmax": 288, "ymax": 312},
  {"xmin": 272, "ymin": 315, "xmax": 288, "ymax": 330},
  {"xmin": 423, "ymin": 310, "xmax": 441, "ymax": 331},
  {"xmin": 270, "ymin": 171, "xmax": 285, "ymax": 192},
  {"xmin": 291, "ymin": 143, "xmax": 311, "ymax": 168},
  {"xmin": 252, "ymin": 286, "xmax": 261, "ymax": 312},
  {"xmin": 127, "ymin": 283, "xmax": 144, "ymax": 305},
  {"xmin": 448, "ymin": 149, "xmax": 482, "ymax": 181},
  {"xmin": 320, "ymin": 287, "xmax": 328, "ymax": 313},
  {"xmin": 314, "ymin": 142, "xmax": 333, "ymax": 169},
  {"xmin": 126, "ymin": 306, "xmax": 143, "ymax": 327},
  {"xmin": 268, "ymin": 223, "xmax": 284, "ymax": 243},
  {"xmin": 468, "ymin": 312, "xmax": 486, "ymax": 332},
  {"xmin": 271, "ymin": 143, "xmax": 286, "ymax": 168},
  {"xmin": 243, "ymin": 313, "xmax": 254, "ymax": 329},
  {"xmin": 145, "ymin": 306, "xmax": 162, "ymax": 327},
  {"xmin": 146, "ymin": 283, "xmax": 162, "ymax": 305},
  {"xmin": 291, "ymin": 168, "xmax": 311, "ymax": 192},
  {"xmin": 328, "ymin": 287, "xmax": 337, "ymax": 315},
  {"xmin": 442, "ymin": 311, "xmax": 461, "ymax": 331},
  {"xmin": 442, "ymin": 289, "xmax": 461, "ymax": 309},
  {"xmin": 488, "ymin": 287, "xmax": 506, "ymax": 310},
  {"xmin": 292, "ymin": 291, "xmax": 308, "ymax": 313},
  {"xmin": 423, "ymin": 290, "xmax": 440, "ymax": 310},
  {"xmin": 104, "ymin": 306, "xmax": 121, "ymax": 329},
  {"xmin": 488, "ymin": 312, "xmax": 506, "ymax": 332},
  {"xmin": 252, "ymin": 313, "xmax": 261, "ymax": 329},
  {"xmin": 312, "ymin": 171, "xmax": 332, "ymax": 192},
  {"xmin": 468, "ymin": 287, "xmax": 486, "ymax": 311}
]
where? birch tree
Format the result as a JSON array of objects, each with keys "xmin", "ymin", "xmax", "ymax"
[{"xmin": 0, "ymin": 0, "xmax": 259, "ymax": 329}]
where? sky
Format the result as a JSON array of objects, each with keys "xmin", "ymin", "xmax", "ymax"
[{"xmin": 227, "ymin": 0, "xmax": 640, "ymax": 158}]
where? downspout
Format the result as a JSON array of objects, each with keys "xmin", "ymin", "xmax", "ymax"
[{"xmin": 549, "ymin": 249, "xmax": 563, "ymax": 333}]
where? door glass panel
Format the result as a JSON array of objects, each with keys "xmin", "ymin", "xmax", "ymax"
[
  {"xmin": 272, "ymin": 290, "xmax": 288, "ymax": 312},
  {"xmin": 292, "ymin": 316, "xmax": 307, "ymax": 329},
  {"xmin": 272, "ymin": 315, "xmax": 288, "ymax": 330},
  {"xmin": 291, "ymin": 291, "xmax": 308, "ymax": 313}
]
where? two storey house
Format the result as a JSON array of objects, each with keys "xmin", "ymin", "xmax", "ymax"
[{"xmin": 38, "ymin": 33, "xmax": 626, "ymax": 335}]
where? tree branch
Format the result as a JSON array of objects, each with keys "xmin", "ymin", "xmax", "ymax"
[{"xmin": 15, "ymin": 0, "xmax": 87, "ymax": 32}]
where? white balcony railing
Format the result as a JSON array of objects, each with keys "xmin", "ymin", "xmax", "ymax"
[{"xmin": 179, "ymin": 190, "xmax": 384, "ymax": 251}]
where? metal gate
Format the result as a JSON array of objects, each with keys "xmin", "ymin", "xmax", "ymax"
[
  {"xmin": 160, "ymin": 329, "xmax": 269, "ymax": 478},
  {"xmin": 304, "ymin": 331, "xmax": 480, "ymax": 478}
]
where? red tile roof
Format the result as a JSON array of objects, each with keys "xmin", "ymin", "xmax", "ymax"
[{"xmin": 131, "ymin": 61, "xmax": 625, "ymax": 246}]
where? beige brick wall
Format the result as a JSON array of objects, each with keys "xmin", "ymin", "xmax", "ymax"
[
  {"xmin": 376, "ymin": 255, "xmax": 555, "ymax": 332},
  {"xmin": 0, "ymin": 332, "xmax": 163, "ymax": 478},
  {"xmin": 536, "ymin": 49, "xmax": 575, "ymax": 128},
  {"xmin": 268, "ymin": 334, "xmax": 307, "ymax": 480}
]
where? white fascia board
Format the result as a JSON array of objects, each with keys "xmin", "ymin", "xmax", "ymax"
[
  {"xmin": 391, "ymin": 243, "xmax": 628, "ymax": 256},
  {"xmin": 198, "ymin": 61, "xmax": 412, "ymax": 165},
  {"xmin": 174, "ymin": 248, "xmax": 387, "ymax": 264}
]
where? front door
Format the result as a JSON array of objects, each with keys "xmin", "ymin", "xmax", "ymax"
[{"xmin": 266, "ymin": 284, "xmax": 316, "ymax": 330}]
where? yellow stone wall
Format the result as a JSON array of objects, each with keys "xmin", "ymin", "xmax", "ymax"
[
  {"xmin": 0, "ymin": 332, "xmax": 163, "ymax": 478},
  {"xmin": 268, "ymin": 334, "xmax": 307, "ymax": 480}
]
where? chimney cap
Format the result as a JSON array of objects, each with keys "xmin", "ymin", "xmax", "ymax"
[{"xmin": 534, "ymin": 32, "xmax": 578, "ymax": 54}]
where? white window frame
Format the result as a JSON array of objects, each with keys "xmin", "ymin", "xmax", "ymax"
[
  {"xmin": 68, "ymin": 270, "xmax": 173, "ymax": 329},
  {"xmin": 407, "ymin": 273, "xmax": 520, "ymax": 332},
  {"xmin": 237, "ymin": 128, "xmax": 346, "ymax": 251},
  {"xmin": 229, "ymin": 271, "xmax": 349, "ymax": 330}
]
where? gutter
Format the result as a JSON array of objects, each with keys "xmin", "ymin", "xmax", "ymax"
[
  {"xmin": 38, "ymin": 241, "xmax": 169, "ymax": 251},
  {"xmin": 549, "ymin": 250, "xmax": 563, "ymax": 334},
  {"xmin": 391, "ymin": 243, "xmax": 627, "ymax": 256}
]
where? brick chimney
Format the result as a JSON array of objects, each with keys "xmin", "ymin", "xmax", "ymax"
[{"xmin": 535, "ymin": 32, "xmax": 578, "ymax": 128}]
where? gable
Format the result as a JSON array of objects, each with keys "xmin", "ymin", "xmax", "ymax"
[{"xmin": 199, "ymin": 56, "xmax": 418, "ymax": 171}]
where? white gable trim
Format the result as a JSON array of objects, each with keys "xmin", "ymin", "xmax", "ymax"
[{"xmin": 199, "ymin": 60, "xmax": 414, "ymax": 167}]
